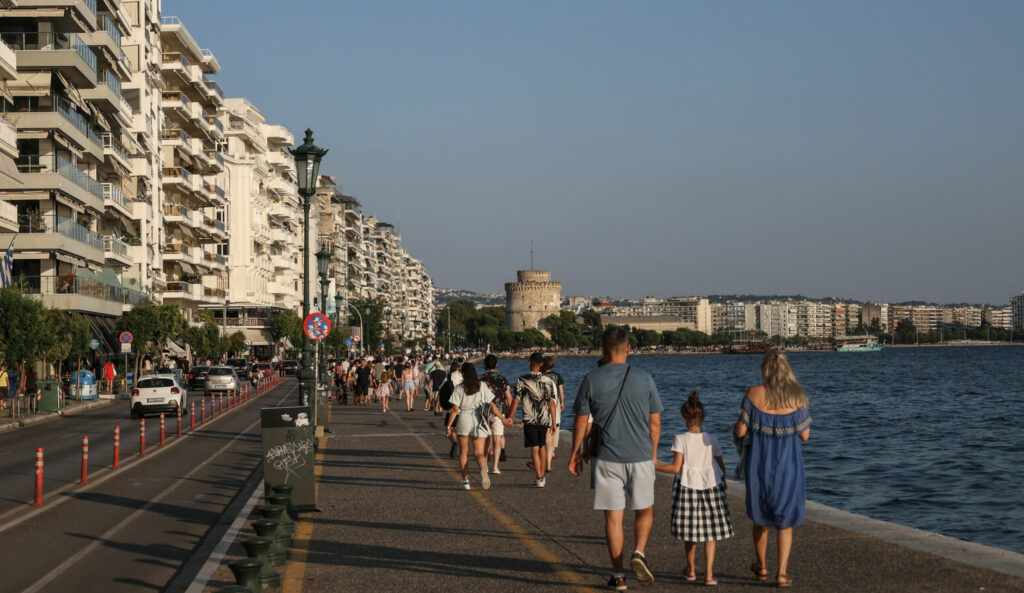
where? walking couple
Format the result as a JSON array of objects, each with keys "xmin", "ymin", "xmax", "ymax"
[{"xmin": 570, "ymin": 328, "xmax": 812, "ymax": 590}]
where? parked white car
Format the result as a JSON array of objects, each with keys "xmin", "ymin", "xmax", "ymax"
[
  {"xmin": 204, "ymin": 366, "xmax": 239, "ymax": 396},
  {"xmin": 130, "ymin": 374, "xmax": 187, "ymax": 419}
]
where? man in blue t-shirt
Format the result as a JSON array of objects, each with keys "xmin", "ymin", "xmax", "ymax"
[{"xmin": 570, "ymin": 327, "xmax": 663, "ymax": 590}]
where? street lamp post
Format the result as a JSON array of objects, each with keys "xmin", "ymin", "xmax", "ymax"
[
  {"xmin": 289, "ymin": 129, "xmax": 327, "ymax": 407},
  {"xmin": 316, "ymin": 244, "xmax": 331, "ymax": 387},
  {"xmin": 334, "ymin": 292, "xmax": 343, "ymax": 360}
]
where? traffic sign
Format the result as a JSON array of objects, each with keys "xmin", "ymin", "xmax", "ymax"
[
  {"xmin": 119, "ymin": 331, "xmax": 133, "ymax": 344},
  {"xmin": 121, "ymin": 342, "xmax": 131, "ymax": 354},
  {"xmin": 89, "ymin": 338, "xmax": 99, "ymax": 350},
  {"xmin": 344, "ymin": 338, "xmax": 353, "ymax": 347},
  {"xmin": 352, "ymin": 335, "xmax": 361, "ymax": 343},
  {"xmin": 303, "ymin": 313, "xmax": 331, "ymax": 341}
]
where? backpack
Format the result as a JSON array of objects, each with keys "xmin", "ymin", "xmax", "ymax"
[{"xmin": 438, "ymin": 380, "xmax": 455, "ymax": 411}]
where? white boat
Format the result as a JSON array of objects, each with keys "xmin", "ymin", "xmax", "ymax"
[{"xmin": 835, "ymin": 336, "xmax": 883, "ymax": 352}]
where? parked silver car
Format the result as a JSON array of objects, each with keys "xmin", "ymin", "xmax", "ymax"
[{"xmin": 204, "ymin": 366, "xmax": 239, "ymax": 396}]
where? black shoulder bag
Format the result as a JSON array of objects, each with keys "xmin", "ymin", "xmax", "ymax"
[{"xmin": 585, "ymin": 366, "xmax": 630, "ymax": 459}]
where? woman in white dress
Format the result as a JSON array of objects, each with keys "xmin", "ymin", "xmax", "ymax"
[{"xmin": 445, "ymin": 362, "xmax": 507, "ymax": 490}]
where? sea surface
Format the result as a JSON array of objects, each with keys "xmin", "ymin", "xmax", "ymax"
[{"xmin": 494, "ymin": 346, "xmax": 1024, "ymax": 555}]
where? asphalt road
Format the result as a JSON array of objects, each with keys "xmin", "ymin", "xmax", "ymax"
[{"xmin": 0, "ymin": 378, "xmax": 299, "ymax": 593}]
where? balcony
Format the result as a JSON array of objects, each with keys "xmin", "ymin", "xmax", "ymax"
[
  {"xmin": 0, "ymin": 37, "xmax": 16, "ymax": 80},
  {"xmin": 202, "ymin": 250, "xmax": 226, "ymax": 269},
  {"xmin": 0, "ymin": 116, "xmax": 16, "ymax": 161},
  {"xmin": 0, "ymin": 214, "xmax": 104, "ymax": 266},
  {"xmin": 202, "ymin": 77, "xmax": 223, "ymax": 105},
  {"xmin": 162, "ymin": 242, "xmax": 202, "ymax": 266},
  {"xmin": 10, "ymin": 155, "xmax": 104, "ymax": 210},
  {"xmin": 81, "ymin": 69, "xmax": 126, "ymax": 115},
  {"xmin": 12, "ymin": 272, "xmax": 142, "ymax": 317},
  {"xmin": 6, "ymin": 95, "xmax": 104, "ymax": 158},
  {"xmin": 100, "ymin": 132, "xmax": 130, "ymax": 168},
  {"xmin": 162, "ymin": 280, "xmax": 203, "ymax": 303},
  {"xmin": 0, "ymin": 31, "xmax": 97, "ymax": 87},
  {"xmin": 161, "ymin": 91, "xmax": 191, "ymax": 120},
  {"xmin": 161, "ymin": 166, "xmax": 193, "ymax": 193},
  {"xmin": 102, "ymin": 234, "xmax": 133, "ymax": 266},
  {"xmin": 102, "ymin": 182, "xmax": 130, "ymax": 217},
  {"xmin": 0, "ymin": 200, "xmax": 17, "ymax": 233},
  {"xmin": 160, "ymin": 52, "xmax": 191, "ymax": 84},
  {"xmin": 161, "ymin": 128, "xmax": 193, "ymax": 158}
]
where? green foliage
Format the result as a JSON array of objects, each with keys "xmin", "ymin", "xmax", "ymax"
[
  {"xmin": 116, "ymin": 302, "xmax": 186, "ymax": 359},
  {"xmin": 544, "ymin": 311, "xmax": 589, "ymax": 349},
  {"xmin": 0, "ymin": 287, "xmax": 49, "ymax": 393},
  {"xmin": 270, "ymin": 309, "xmax": 303, "ymax": 351},
  {"xmin": 323, "ymin": 325, "xmax": 349, "ymax": 358},
  {"xmin": 350, "ymin": 298, "xmax": 385, "ymax": 352}
]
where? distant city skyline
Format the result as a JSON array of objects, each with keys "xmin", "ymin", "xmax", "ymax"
[{"xmin": 174, "ymin": 1, "xmax": 1024, "ymax": 304}]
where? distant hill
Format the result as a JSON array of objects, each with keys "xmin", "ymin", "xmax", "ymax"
[{"xmin": 435, "ymin": 288, "xmax": 505, "ymax": 307}]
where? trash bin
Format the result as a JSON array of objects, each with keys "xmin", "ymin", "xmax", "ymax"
[
  {"xmin": 68, "ymin": 370, "xmax": 98, "ymax": 400},
  {"xmin": 36, "ymin": 380, "xmax": 61, "ymax": 412}
]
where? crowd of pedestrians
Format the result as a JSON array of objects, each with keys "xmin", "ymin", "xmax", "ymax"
[{"xmin": 328, "ymin": 330, "xmax": 811, "ymax": 590}]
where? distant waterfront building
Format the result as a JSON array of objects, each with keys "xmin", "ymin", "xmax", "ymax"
[
  {"xmin": 983, "ymin": 306, "xmax": 1012, "ymax": 329},
  {"xmin": 1012, "ymin": 294, "xmax": 1024, "ymax": 329},
  {"xmin": 861, "ymin": 303, "xmax": 890, "ymax": 331},
  {"xmin": 505, "ymin": 270, "xmax": 561, "ymax": 332}
]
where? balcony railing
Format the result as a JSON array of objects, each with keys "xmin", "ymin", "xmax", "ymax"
[
  {"xmin": 56, "ymin": 215, "xmax": 104, "ymax": 249},
  {"xmin": 53, "ymin": 155, "xmax": 104, "ymax": 200},
  {"xmin": 100, "ymin": 132, "xmax": 130, "ymax": 161},
  {"xmin": 102, "ymin": 234, "xmax": 128, "ymax": 257},
  {"xmin": 99, "ymin": 69, "xmax": 122, "ymax": 96},
  {"xmin": 162, "ymin": 52, "xmax": 190, "ymax": 68},
  {"xmin": 162, "ymin": 128, "xmax": 189, "ymax": 142},
  {"xmin": 163, "ymin": 242, "xmax": 192, "ymax": 256},
  {"xmin": 102, "ymin": 183, "xmax": 125, "ymax": 207},
  {"xmin": 14, "ymin": 274, "xmax": 144, "ymax": 307},
  {"xmin": 203, "ymin": 78, "xmax": 223, "ymax": 99},
  {"xmin": 0, "ymin": 32, "xmax": 97, "ymax": 73},
  {"xmin": 97, "ymin": 15, "xmax": 121, "ymax": 46},
  {"xmin": 9, "ymin": 95, "xmax": 103, "ymax": 148},
  {"xmin": 161, "ymin": 91, "xmax": 190, "ymax": 107},
  {"xmin": 162, "ymin": 166, "xmax": 191, "ymax": 182},
  {"xmin": 163, "ymin": 203, "xmax": 191, "ymax": 217}
]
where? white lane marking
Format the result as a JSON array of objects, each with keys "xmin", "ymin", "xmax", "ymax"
[{"xmin": 18, "ymin": 383, "xmax": 297, "ymax": 593}]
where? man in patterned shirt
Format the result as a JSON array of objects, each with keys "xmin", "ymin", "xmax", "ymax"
[{"xmin": 507, "ymin": 351, "xmax": 557, "ymax": 487}]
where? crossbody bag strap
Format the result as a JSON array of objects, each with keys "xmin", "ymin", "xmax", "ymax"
[{"xmin": 602, "ymin": 366, "xmax": 630, "ymax": 427}]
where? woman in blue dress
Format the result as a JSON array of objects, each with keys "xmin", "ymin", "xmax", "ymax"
[{"xmin": 734, "ymin": 350, "xmax": 811, "ymax": 588}]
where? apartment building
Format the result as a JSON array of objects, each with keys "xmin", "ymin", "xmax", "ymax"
[
  {"xmin": 861, "ymin": 302, "xmax": 889, "ymax": 331},
  {"xmin": 0, "ymin": 0, "xmax": 143, "ymax": 350},
  {"xmin": 845, "ymin": 303, "xmax": 862, "ymax": 333},
  {"xmin": 156, "ymin": 16, "xmax": 227, "ymax": 322},
  {"xmin": 758, "ymin": 301, "xmax": 798, "ymax": 338},
  {"xmin": 983, "ymin": 306, "xmax": 1012, "ymax": 330},
  {"xmin": 1011, "ymin": 294, "xmax": 1024, "ymax": 329}
]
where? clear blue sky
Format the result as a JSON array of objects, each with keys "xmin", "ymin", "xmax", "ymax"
[{"xmin": 173, "ymin": 0, "xmax": 1023, "ymax": 305}]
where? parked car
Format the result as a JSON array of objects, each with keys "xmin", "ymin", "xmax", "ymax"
[
  {"xmin": 204, "ymin": 366, "xmax": 238, "ymax": 396},
  {"xmin": 158, "ymin": 367, "xmax": 186, "ymax": 387},
  {"xmin": 131, "ymin": 374, "xmax": 187, "ymax": 419},
  {"xmin": 280, "ymin": 360, "xmax": 300, "ymax": 376},
  {"xmin": 226, "ymin": 358, "xmax": 251, "ymax": 380},
  {"xmin": 187, "ymin": 365, "xmax": 210, "ymax": 391},
  {"xmin": 251, "ymin": 362, "xmax": 274, "ymax": 380}
]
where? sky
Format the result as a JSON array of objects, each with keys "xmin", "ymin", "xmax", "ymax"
[{"xmin": 173, "ymin": 0, "xmax": 1024, "ymax": 305}]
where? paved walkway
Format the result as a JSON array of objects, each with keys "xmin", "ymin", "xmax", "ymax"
[{"xmin": 207, "ymin": 402, "xmax": 1024, "ymax": 593}]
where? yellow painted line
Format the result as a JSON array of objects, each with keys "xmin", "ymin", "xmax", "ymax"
[
  {"xmin": 396, "ymin": 413, "xmax": 600, "ymax": 593},
  {"xmin": 281, "ymin": 435, "xmax": 327, "ymax": 593}
]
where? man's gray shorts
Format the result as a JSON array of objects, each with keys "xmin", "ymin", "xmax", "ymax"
[{"xmin": 593, "ymin": 458, "xmax": 655, "ymax": 510}]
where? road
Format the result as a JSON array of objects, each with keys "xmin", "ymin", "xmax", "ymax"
[{"xmin": 0, "ymin": 378, "xmax": 298, "ymax": 593}]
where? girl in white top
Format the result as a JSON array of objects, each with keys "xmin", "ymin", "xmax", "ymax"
[{"xmin": 655, "ymin": 392, "xmax": 734, "ymax": 586}]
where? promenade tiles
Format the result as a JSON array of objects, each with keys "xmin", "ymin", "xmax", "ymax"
[{"xmin": 293, "ymin": 404, "xmax": 1024, "ymax": 593}]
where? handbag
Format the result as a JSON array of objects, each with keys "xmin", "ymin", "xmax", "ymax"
[{"xmin": 585, "ymin": 366, "xmax": 630, "ymax": 459}]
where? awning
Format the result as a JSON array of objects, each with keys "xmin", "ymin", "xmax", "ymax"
[
  {"xmin": 97, "ymin": 267, "xmax": 123, "ymax": 288},
  {"xmin": 177, "ymin": 262, "xmax": 196, "ymax": 274},
  {"xmin": 163, "ymin": 338, "xmax": 186, "ymax": 356},
  {"xmin": 0, "ymin": 78, "xmax": 12, "ymax": 103},
  {"xmin": 81, "ymin": 313, "xmax": 119, "ymax": 355},
  {"xmin": 8, "ymin": 72, "xmax": 52, "ymax": 96},
  {"xmin": 75, "ymin": 267, "xmax": 97, "ymax": 280},
  {"xmin": 0, "ymin": 152, "xmax": 22, "ymax": 186},
  {"xmin": 56, "ymin": 252, "xmax": 87, "ymax": 267},
  {"xmin": 52, "ymin": 131, "xmax": 84, "ymax": 158},
  {"xmin": 93, "ymin": 109, "xmax": 110, "ymax": 132},
  {"xmin": 54, "ymin": 72, "xmax": 88, "ymax": 113}
]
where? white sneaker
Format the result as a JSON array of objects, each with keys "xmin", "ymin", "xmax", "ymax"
[
  {"xmin": 535, "ymin": 477, "xmax": 546, "ymax": 488},
  {"xmin": 480, "ymin": 467, "xmax": 491, "ymax": 490},
  {"xmin": 491, "ymin": 468, "xmax": 501, "ymax": 475},
  {"xmin": 462, "ymin": 480, "xmax": 470, "ymax": 490}
]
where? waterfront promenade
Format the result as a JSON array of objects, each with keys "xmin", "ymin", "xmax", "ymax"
[{"xmin": 199, "ymin": 403, "xmax": 1024, "ymax": 593}]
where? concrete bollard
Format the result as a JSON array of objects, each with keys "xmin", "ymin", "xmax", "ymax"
[
  {"xmin": 241, "ymin": 536, "xmax": 279, "ymax": 589},
  {"xmin": 270, "ymin": 484, "xmax": 299, "ymax": 521},
  {"xmin": 112, "ymin": 425, "xmax": 120, "ymax": 469},
  {"xmin": 258, "ymin": 505, "xmax": 291, "ymax": 547},
  {"xmin": 80, "ymin": 436, "xmax": 89, "ymax": 485},
  {"xmin": 32, "ymin": 448, "xmax": 44, "ymax": 507},
  {"xmin": 266, "ymin": 494, "xmax": 295, "ymax": 534},
  {"xmin": 227, "ymin": 558, "xmax": 263, "ymax": 593},
  {"xmin": 139, "ymin": 418, "xmax": 146, "ymax": 457},
  {"xmin": 159, "ymin": 412, "xmax": 166, "ymax": 447},
  {"xmin": 251, "ymin": 519, "xmax": 285, "ymax": 566}
]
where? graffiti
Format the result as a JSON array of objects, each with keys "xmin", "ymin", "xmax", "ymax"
[{"xmin": 265, "ymin": 438, "xmax": 314, "ymax": 482}]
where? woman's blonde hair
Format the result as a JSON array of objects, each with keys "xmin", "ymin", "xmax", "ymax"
[{"xmin": 760, "ymin": 350, "xmax": 808, "ymax": 410}]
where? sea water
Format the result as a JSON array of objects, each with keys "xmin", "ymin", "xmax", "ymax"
[{"xmin": 495, "ymin": 346, "xmax": 1024, "ymax": 554}]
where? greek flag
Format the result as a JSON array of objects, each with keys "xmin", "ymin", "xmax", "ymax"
[{"xmin": 0, "ymin": 246, "xmax": 12, "ymax": 288}]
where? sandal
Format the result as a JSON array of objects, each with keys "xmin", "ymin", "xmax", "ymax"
[
  {"xmin": 683, "ymin": 565, "xmax": 696, "ymax": 581},
  {"xmin": 750, "ymin": 562, "xmax": 768, "ymax": 581},
  {"xmin": 776, "ymin": 574, "xmax": 792, "ymax": 588}
]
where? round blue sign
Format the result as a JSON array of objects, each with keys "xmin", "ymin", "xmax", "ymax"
[
  {"xmin": 119, "ymin": 332, "xmax": 133, "ymax": 344},
  {"xmin": 89, "ymin": 338, "xmax": 100, "ymax": 350},
  {"xmin": 344, "ymin": 338, "xmax": 353, "ymax": 346}
]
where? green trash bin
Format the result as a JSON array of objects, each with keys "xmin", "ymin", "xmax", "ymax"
[{"xmin": 36, "ymin": 380, "xmax": 61, "ymax": 412}]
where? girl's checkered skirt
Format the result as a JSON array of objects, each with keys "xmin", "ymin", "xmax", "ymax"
[{"xmin": 670, "ymin": 478, "xmax": 734, "ymax": 542}]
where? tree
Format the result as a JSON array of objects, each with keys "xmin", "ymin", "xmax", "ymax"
[
  {"xmin": 270, "ymin": 309, "xmax": 303, "ymax": 357},
  {"xmin": 544, "ymin": 311, "xmax": 587, "ymax": 349},
  {"xmin": 350, "ymin": 298, "xmax": 385, "ymax": 354},
  {"xmin": 117, "ymin": 302, "xmax": 186, "ymax": 380},
  {"xmin": 323, "ymin": 325, "xmax": 349, "ymax": 360},
  {"xmin": 0, "ymin": 287, "xmax": 49, "ymax": 395}
]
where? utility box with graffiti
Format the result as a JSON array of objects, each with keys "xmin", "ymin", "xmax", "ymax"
[{"xmin": 260, "ymin": 406, "xmax": 317, "ymax": 511}]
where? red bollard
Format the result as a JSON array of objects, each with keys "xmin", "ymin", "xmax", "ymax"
[
  {"xmin": 80, "ymin": 435, "xmax": 89, "ymax": 485},
  {"xmin": 202, "ymin": 397, "xmax": 207, "ymax": 423},
  {"xmin": 32, "ymin": 448, "xmax": 44, "ymax": 507},
  {"xmin": 113, "ymin": 426, "xmax": 120, "ymax": 469},
  {"xmin": 219, "ymin": 394, "xmax": 224, "ymax": 415},
  {"xmin": 176, "ymin": 407, "xmax": 182, "ymax": 437},
  {"xmin": 159, "ymin": 412, "xmax": 165, "ymax": 447},
  {"xmin": 190, "ymin": 402, "xmax": 195, "ymax": 430},
  {"xmin": 139, "ymin": 418, "xmax": 146, "ymax": 457}
]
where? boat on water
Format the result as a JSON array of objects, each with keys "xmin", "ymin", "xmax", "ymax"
[
  {"xmin": 723, "ymin": 340, "xmax": 773, "ymax": 354},
  {"xmin": 835, "ymin": 336, "xmax": 884, "ymax": 352}
]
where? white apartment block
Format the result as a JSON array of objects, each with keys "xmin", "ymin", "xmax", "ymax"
[{"xmin": 983, "ymin": 306, "xmax": 1012, "ymax": 330}]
